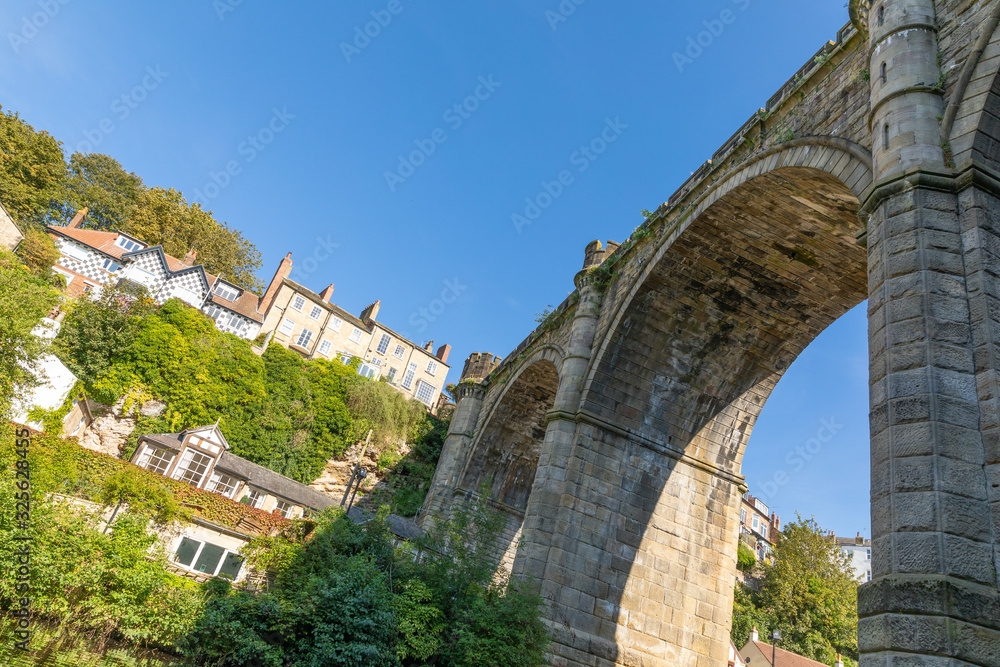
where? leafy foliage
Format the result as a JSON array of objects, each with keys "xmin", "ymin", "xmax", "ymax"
[
  {"xmin": 0, "ymin": 248, "xmax": 61, "ymax": 419},
  {"xmin": 15, "ymin": 226, "xmax": 59, "ymax": 276},
  {"xmin": 0, "ymin": 106, "xmax": 66, "ymax": 225},
  {"xmin": 732, "ymin": 516, "xmax": 859, "ymax": 666},
  {"xmin": 182, "ymin": 497, "xmax": 549, "ymax": 667}
]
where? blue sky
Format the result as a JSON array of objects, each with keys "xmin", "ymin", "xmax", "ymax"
[{"xmin": 2, "ymin": 0, "xmax": 871, "ymax": 538}]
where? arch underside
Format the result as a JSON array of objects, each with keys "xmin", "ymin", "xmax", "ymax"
[{"xmin": 583, "ymin": 166, "xmax": 868, "ymax": 472}]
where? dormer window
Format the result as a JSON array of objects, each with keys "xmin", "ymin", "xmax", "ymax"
[
  {"xmin": 214, "ymin": 283, "xmax": 239, "ymax": 301},
  {"xmin": 116, "ymin": 237, "xmax": 142, "ymax": 252}
]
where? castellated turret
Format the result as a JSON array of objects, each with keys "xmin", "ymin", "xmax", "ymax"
[
  {"xmin": 461, "ymin": 352, "xmax": 502, "ymax": 383},
  {"xmin": 582, "ymin": 239, "xmax": 620, "ymax": 270}
]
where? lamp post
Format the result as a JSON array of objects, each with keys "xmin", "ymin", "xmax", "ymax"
[{"xmin": 769, "ymin": 629, "xmax": 781, "ymax": 666}]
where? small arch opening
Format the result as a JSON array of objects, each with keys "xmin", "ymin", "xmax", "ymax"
[
  {"xmin": 878, "ymin": 6, "xmax": 885, "ymax": 26},
  {"xmin": 880, "ymin": 62, "xmax": 887, "ymax": 85},
  {"xmin": 883, "ymin": 123, "xmax": 890, "ymax": 149}
]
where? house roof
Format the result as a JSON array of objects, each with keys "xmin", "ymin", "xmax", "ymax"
[
  {"xmin": 282, "ymin": 279, "xmax": 369, "ymax": 331},
  {"xmin": 745, "ymin": 641, "xmax": 831, "ymax": 667},
  {"xmin": 138, "ymin": 432, "xmax": 336, "ymax": 511},
  {"xmin": 49, "ymin": 224, "xmax": 265, "ymax": 323}
]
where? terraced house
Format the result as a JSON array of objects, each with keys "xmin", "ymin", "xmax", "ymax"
[
  {"xmin": 259, "ymin": 252, "xmax": 452, "ymax": 411},
  {"xmin": 47, "ymin": 209, "xmax": 265, "ymax": 339}
]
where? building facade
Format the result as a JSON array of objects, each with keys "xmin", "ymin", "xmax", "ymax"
[
  {"xmin": 130, "ymin": 423, "xmax": 336, "ymax": 520},
  {"xmin": 0, "ymin": 200, "xmax": 23, "ymax": 250},
  {"xmin": 834, "ymin": 532, "xmax": 872, "ymax": 583},
  {"xmin": 258, "ymin": 254, "xmax": 452, "ymax": 410},
  {"xmin": 47, "ymin": 210, "xmax": 265, "ymax": 340},
  {"xmin": 738, "ymin": 493, "xmax": 781, "ymax": 563}
]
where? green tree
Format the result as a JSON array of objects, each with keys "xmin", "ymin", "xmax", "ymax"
[
  {"xmin": 0, "ymin": 106, "xmax": 66, "ymax": 225},
  {"xmin": 0, "ymin": 249, "xmax": 60, "ymax": 419},
  {"xmin": 756, "ymin": 517, "xmax": 859, "ymax": 664},
  {"xmin": 16, "ymin": 226, "xmax": 59, "ymax": 276},
  {"xmin": 54, "ymin": 152, "xmax": 144, "ymax": 231}
]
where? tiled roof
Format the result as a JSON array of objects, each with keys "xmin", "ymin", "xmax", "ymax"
[
  {"xmin": 49, "ymin": 226, "xmax": 131, "ymax": 259},
  {"xmin": 283, "ymin": 279, "xmax": 369, "ymax": 331},
  {"xmin": 750, "ymin": 642, "xmax": 831, "ymax": 667},
  {"xmin": 215, "ymin": 452, "xmax": 336, "ymax": 511},
  {"xmin": 49, "ymin": 224, "xmax": 265, "ymax": 323}
]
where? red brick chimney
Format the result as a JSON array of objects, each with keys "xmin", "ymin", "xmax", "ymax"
[
  {"xmin": 319, "ymin": 284, "xmax": 335, "ymax": 303},
  {"xmin": 183, "ymin": 249, "xmax": 198, "ymax": 266},
  {"xmin": 259, "ymin": 253, "xmax": 293, "ymax": 316},
  {"xmin": 67, "ymin": 208, "xmax": 89, "ymax": 229},
  {"xmin": 435, "ymin": 343, "xmax": 451, "ymax": 364},
  {"xmin": 361, "ymin": 300, "xmax": 381, "ymax": 325}
]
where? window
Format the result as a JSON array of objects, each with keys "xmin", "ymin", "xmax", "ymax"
[
  {"xmin": 116, "ymin": 237, "xmax": 141, "ymax": 252},
  {"xmin": 214, "ymin": 283, "xmax": 239, "ymax": 301},
  {"xmin": 172, "ymin": 449, "xmax": 213, "ymax": 487},
  {"xmin": 880, "ymin": 62, "xmax": 887, "ymax": 85},
  {"xmin": 387, "ymin": 367, "xmax": 398, "ymax": 383},
  {"xmin": 318, "ymin": 339, "xmax": 333, "ymax": 356},
  {"xmin": 883, "ymin": 123, "xmax": 890, "ymax": 150},
  {"xmin": 329, "ymin": 316, "xmax": 343, "ymax": 332},
  {"xmin": 102, "ymin": 258, "xmax": 120, "ymax": 273},
  {"xmin": 292, "ymin": 295, "xmax": 306, "ymax": 311},
  {"xmin": 867, "ymin": 571, "xmax": 872, "ymax": 582},
  {"xmin": 740, "ymin": 508, "xmax": 746, "ymax": 524},
  {"xmin": 376, "ymin": 334, "xmax": 391, "ymax": 355},
  {"xmin": 358, "ymin": 363, "xmax": 379, "ymax": 380},
  {"xmin": 52, "ymin": 267, "xmax": 74, "ymax": 285},
  {"xmin": 866, "ymin": 548, "xmax": 871, "ymax": 561},
  {"xmin": 174, "ymin": 537, "xmax": 244, "ymax": 579},
  {"xmin": 309, "ymin": 305, "xmax": 323, "ymax": 320},
  {"xmin": 296, "ymin": 328, "xmax": 314, "ymax": 348},
  {"xmin": 350, "ymin": 327, "xmax": 363, "ymax": 343},
  {"xmin": 415, "ymin": 380, "xmax": 437, "ymax": 406},
  {"xmin": 243, "ymin": 488, "xmax": 264, "ymax": 508},
  {"xmin": 207, "ymin": 472, "xmax": 240, "ymax": 499},
  {"xmin": 760, "ymin": 524, "xmax": 768, "ymax": 540},
  {"xmin": 226, "ymin": 313, "xmax": 246, "ymax": 332},
  {"xmin": 274, "ymin": 500, "xmax": 294, "ymax": 518},
  {"xmin": 878, "ymin": 5, "xmax": 884, "ymax": 26},
  {"xmin": 340, "ymin": 354, "xmax": 352, "ymax": 365},
  {"xmin": 280, "ymin": 318, "xmax": 295, "ymax": 335},
  {"xmin": 370, "ymin": 357, "xmax": 382, "ymax": 367},
  {"xmin": 138, "ymin": 446, "xmax": 175, "ymax": 476},
  {"xmin": 394, "ymin": 344, "xmax": 405, "ymax": 359},
  {"xmin": 402, "ymin": 362, "xmax": 417, "ymax": 390},
  {"xmin": 752, "ymin": 515, "xmax": 760, "ymax": 532},
  {"xmin": 62, "ymin": 242, "xmax": 89, "ymax": 262},
  {"xmin": 426, "ymin": 360, "xmax": 438, "ymax": 376}
]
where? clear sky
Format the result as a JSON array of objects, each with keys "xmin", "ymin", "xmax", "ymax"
[{"xmin": 2, "ymin": 0, "xmax": 871, "ymax": 538}]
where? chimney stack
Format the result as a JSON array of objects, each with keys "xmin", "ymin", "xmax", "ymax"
[
  {"xmin": 319, "ymin": 284, "xmax": 335, "ymax": 303},
  {"xmin": 436, "ymin": 343, "xmax": 451, "ymax": 364},
  {"xmin": 361, "ymin": 300, "xmax": 381, "ymax": 325},
  {"xmin": 259, "ymin": 253, "xmax": 293, "ymax": 316},
  {"xmin": 750, "ymin": 626, "xmax": 759, "ymax": 643},
  {"xmin": 835, "ymin": 653, "xmax": 844, "ymax": 667},
  {"xmin": 425, "ymin": 340, "xmax": 434, "ymax": 352},
  {"xmin": 183, "ymin": 249, "xmax": 198, "ymax": 266},
  {"xmin": 67, "ymin": 208, "xmax": 89, "ymax": 229}
]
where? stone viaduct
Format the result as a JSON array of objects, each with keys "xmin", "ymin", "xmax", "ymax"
[{"xmin": 420, "ymin": 1, "xmax": 1000, "ymax": 664}]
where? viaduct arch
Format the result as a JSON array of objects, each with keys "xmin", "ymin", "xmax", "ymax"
[{"xmin": 423, "ymin": 2, "xmax": 1000, "ymax": 664}]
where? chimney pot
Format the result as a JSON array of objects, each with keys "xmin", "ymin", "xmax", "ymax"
[
  {"xmin": 259, "ymin": 252, "xmax": 294, "ymax": 316},
  {"xmin": 750, "ymin": 626, "xmax": 759, "ymax": 643},
  {"xmin": 67, "ymin": 208, "xmax": 89, "ymax": 229},
  {"xmin": 425, "ymin": 339, "xmax": 434, "ymax": 352},
  {"xmin": 183, "ymin": 249, "xmax": 198, "ymax": 266},
  {"xmin": 319, "ymin": 284, "xmax": 335, "ymax": 303}
]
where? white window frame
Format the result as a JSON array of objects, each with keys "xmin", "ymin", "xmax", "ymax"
[
  {"xmin": 214, "ymin": 283, "xmax": 239, "ymax": 301},
  {"xmin": 387, "ymin": 367, "xmax": 398, "ymax": 383},
  {"xmin": 206, "ymin": 471, "xmax": 240, "ymax": 499},
  {"xmin": 116, "ymin": 237, "xmax": 141, "ymax": 252},
  {"xmin": 280, "ymin": 318, "xmax": 295, "ymax": 335},
  {"xmin": 171, "ymin": 448, "xmax": 214, "ymax": 487},
  {"xmin": 296, "ymin": 328, "xmax": 314, "ymax": 348},
  {"xmin": 173, "ymin": 537, "xmax": 244, "ymax": 579},
  {"xmin": 274, "ymin": 500, "xmax": 294, "ymax": 519},
  {"xmin": 401, "ymin": 362, "xmax": 417, "ymax": 390},
  {"xmin": 426, "ymin": 360, "xmax": 438, "ymax": 376},
  {"xmin": 329, "ymin": 316, "xmax": 343, "ymax": 333},
  {"xmin": 415, "ymin": 380, "xmax": 437, "ymax": 406},
  {"xmin": 318, "ymin": 339, "xmax": 333, "ymax": 356},
  {"xmin": 358, "ymin": 363, "xmax": 379, "ymax": 380},
  {"xmin": 349, "ymin": 327, "xmax": 363, "ymax": 343},
  {"xmin": 309, "ymin": 305, "xmax": 323, "ymax": 320},
  {"xmin": 137, "ymin": 446, "xmax": 175, "ymax": 476},
  {"xmin": 370, "ymin": 357, "xmax": 382, "ymax": 367},
  {"xmin": 291, "ymin": 295, "xmax": 306, "ymax": 311},
  {"xmin": 243, "ymin": 488, "xmax": 265, "ymax": 509},
  {"xmin": 102, "ymin": 258, "xmax": 120, "ymax": 273},
  {"xmin": 62, "ymin": 242, "xmax": 89, "ymax": 262},
  {"xmin": 376, "ymin": 334, "xmax": 391, "ymax": 355},
  {"xmin": 52, "ymin": 266, "xmax": 74, "ymax": 285},
  {"xmin": 393, "ymin": 344, "xmax": 405, "ymax": 359}
]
